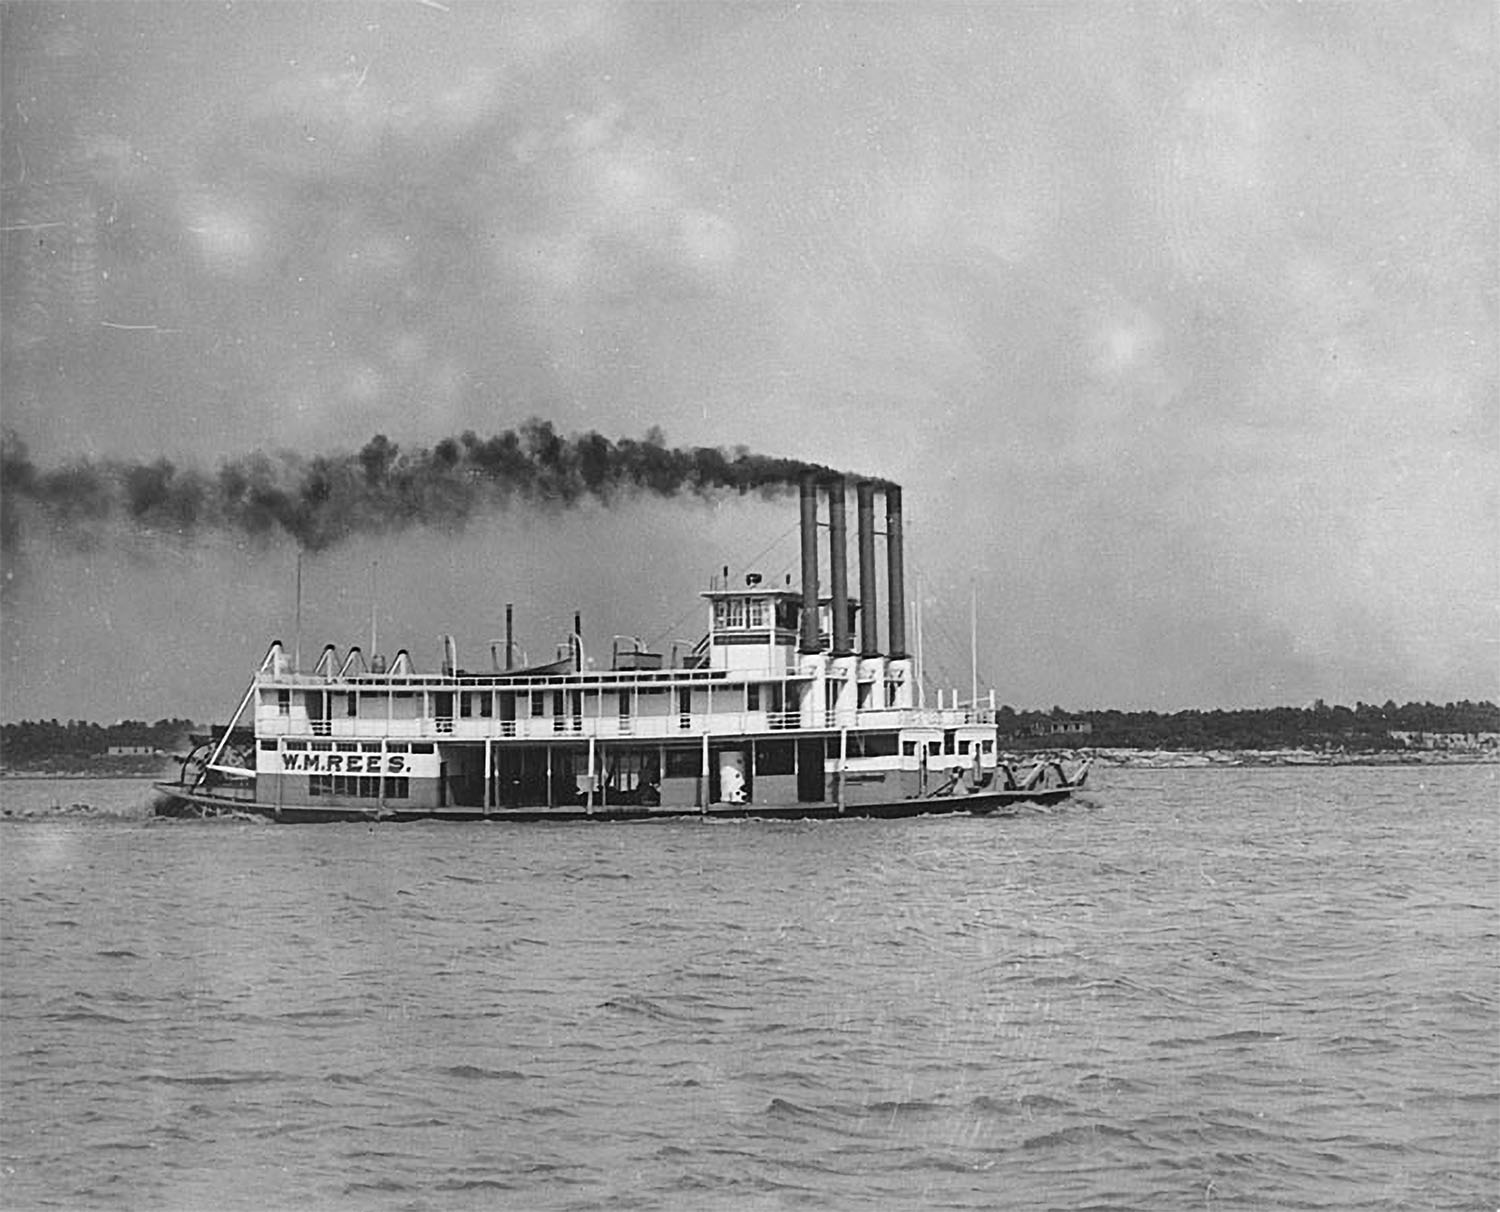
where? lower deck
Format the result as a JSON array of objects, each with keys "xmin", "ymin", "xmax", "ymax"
[
  {"xmin": 173, "ymin": 728, "xmax": 1087, "ymax": 822},
  {"xmin": 151, "ymin": 781, "xmax": 1080, "ymax": 822},
  {"xmin": 249, "ymin": 731, "xmax": 1006, "ymax": 815}
]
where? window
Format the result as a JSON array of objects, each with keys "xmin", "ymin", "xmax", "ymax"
[
  {"xmin": 618, "ymin": 690, "xmax": 632, "ymax": 717},
  {"xmin": 715, "ymin": 598, "xmax": 750, "ymax": 629},
  {"xmin": 259, "ymin": 740, "xmax": 276, "ymax": 751},
  {"xmin": 530, "ymin": 692, "xmax": 545, "ymax": 717},
  {"xmin": 310, "ymin": 774, "xmax": 401, "ymax": 799},
  {"xmin": 277, "ymin": 690, "xmax": 290, "ymax": 716},
  {"xmin": 826, "ymin": 733, "xmax": 899, "ymax": 759},
  {"xmin": 902, "ymin": 740, "xmax": 917, "ymax": 757},
  {"xmin": 665, "ymin": 748, "xmax": 701, "ymax": 778},
  {"xmin": 755, "ymin": 740, "xmax": 794, "ymax": 775},
  {"xmin": 347, "ymin": 693, "xmax": 358, "ymax": 718},
  {"xmin": 746, "ymin": 684, "xmax": 761, "ymax": 712},
  {"xmin": 746, "ymin": 598, "xmax": 768, "ymax": 628}
]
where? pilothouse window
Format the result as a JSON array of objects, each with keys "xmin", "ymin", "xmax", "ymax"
[{"xmin": 713, "ymin": 596, "xmax": 768, "ymax": 630}]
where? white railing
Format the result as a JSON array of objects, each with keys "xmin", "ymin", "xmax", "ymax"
[{"xmin": 254, "ymin": 704, "xmax": 995, "ymax": 742}]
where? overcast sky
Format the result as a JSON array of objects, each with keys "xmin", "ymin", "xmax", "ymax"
[{"xmin": 2, "ymin": 1, "xmax": 1495, "ymax": 723}]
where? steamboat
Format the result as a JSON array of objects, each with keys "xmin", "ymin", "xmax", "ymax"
[{"xmin": 154, "ymin": 475, "xmax": 1089, "ymax": 822}]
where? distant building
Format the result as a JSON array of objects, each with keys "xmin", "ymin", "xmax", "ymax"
[
  {"xmin": 1031, "ymin": 719, "xmax": 1093, "ymax": 737},
  {"xmin": 106, "ymin": 745, "xmax": 160, "ymax": 757},
  {"xmin": 1388, "ymin": 731, "xmax": 1498, "ymax": 750}
]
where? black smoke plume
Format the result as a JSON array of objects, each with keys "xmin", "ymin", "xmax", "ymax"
[{"xmin": 1, "ymin": 421, "xmax": 851, "ymax": 553}]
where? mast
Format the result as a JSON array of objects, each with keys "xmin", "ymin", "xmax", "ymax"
[
  {"xmin": 294, "ymin": 550, "xmax": 303, "ymax": 673},
  {"xmin": 914, "ymin": 571, "xmax": 925, "ymax": 709},
  {"xmin": 970, "ymin": 581, "xmax": 978, "ymax": 711}
]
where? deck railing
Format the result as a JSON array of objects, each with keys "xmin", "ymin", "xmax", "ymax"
[{"xmin": 255, "ymin": 705, "xmax": 994, "ymax": 742}]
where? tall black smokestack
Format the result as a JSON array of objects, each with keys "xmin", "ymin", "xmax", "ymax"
[
  {"xmin": 885, "ymin": 484, "xmax": 907, "ymax": 659},
  {"xmin": 828, "ymin": 478, "xmax": 851, "ymax": 655},
  {"xmin": 798, "ymin": 473, "xmax": 821, "ymax": 654},
  {"xmin": 505, "ymin": 603, "xmax": 514, "ymax": 671},
  {"xmin": 856, "ymin": 480, "xmax": 879, "ymax": 657}
]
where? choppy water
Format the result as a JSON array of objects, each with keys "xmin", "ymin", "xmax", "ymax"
[{"xmin": 1, "ymin": 767, "xmax": 1495, "ymax": 1210}]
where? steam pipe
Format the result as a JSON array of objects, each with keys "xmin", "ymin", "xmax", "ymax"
[
  {"xmin": 885, "ymin": 484, "xmax": 907, "ymax": 658},
  {"xmin": 856, "ymin": 479, "xmax": 878, "ymax": 656},
  {"xmin": 798, "ymin": 473, "xmax": 821, "ymax": 653},
  {"xmin": 828, "ymin": 478, "xmax": 851, "ymax": 654}
]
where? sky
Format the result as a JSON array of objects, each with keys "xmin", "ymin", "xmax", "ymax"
[{"xmin": 1, "ymin": 0, "xmax": 1495, "ymax": 723}]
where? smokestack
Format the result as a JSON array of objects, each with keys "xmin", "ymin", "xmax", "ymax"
[
  {"xmin": 573, "ymin": 610, "xmax": 582, "ymax": 672},
  {"xmin": 505, "ymin": 603, "xmax": 514, "ymax": 670},
  {"xmin": 857, "ymin": 480, "xmax": 879, "ymax": 656},
  {"xmin": 798, "ymin": 472, "xmax": 820, "ymax": 653},
  {"xmin": 885, "ymin": 484, "xmax": 907, "ymax": 659},
  {"xmin": 828, "ymin": 478, "xmax": 851, "ymax": 654}
]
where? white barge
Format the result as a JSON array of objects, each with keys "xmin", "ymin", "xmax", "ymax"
[{"xmin": 154, "ymin": 475, "xmax": 1088, "ymax": 822}]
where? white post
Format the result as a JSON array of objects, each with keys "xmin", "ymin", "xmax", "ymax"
[
  {"xmin": 586, "ymin": 735, "xmax": 595, "ymax": 814},
  {"xmin": 838, "ymin": 727, "xmax": 848, "ymax": 813},
  {"xmin": 699, "ymin": 730, "xmax": 710, "ymax": 813}
]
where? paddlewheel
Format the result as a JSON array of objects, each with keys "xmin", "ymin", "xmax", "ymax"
[{"xmin": 178, "ymin": 737, "xmax": 254, "ymax": 791}]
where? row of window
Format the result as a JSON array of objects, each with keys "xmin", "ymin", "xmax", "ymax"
[
  {"xmin": 308, "ymin": 775, "xmax": 410, "ymax": 799},
  {"xmin": 901, "ymin": 738, "xmax": 996, "ymax": 757},
  {"xmin": 277, "ymin": 681, "xmax": 905, "ymax": 721},
  {"xmin": 260, "ymin": 740, "xmax": 434, "ymax": 754},
  {"xmin": 712, "ymin": 598, "xmax": 773, "ymax": 630}
]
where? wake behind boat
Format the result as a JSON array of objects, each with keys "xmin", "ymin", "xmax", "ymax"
[{"xmin": 154, "ymin": 475, "xmax": 1089, "ymax": 822}]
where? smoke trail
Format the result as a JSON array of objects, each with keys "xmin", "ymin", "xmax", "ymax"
[{"xmin": 1, "ymin": 421, "xmax": 854, "ymax": 553}]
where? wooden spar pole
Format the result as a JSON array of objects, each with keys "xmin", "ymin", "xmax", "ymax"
[
  {"xmin": 970, "ymin": 582, "xmax": 978, "ymax": 713},
  {"xmin": 204, "ymin": 680, "xmax": 257, "ymax": 776},
  {"xmin": 294, "ymin": 550, "xmax": 303, "ymax": 673}
]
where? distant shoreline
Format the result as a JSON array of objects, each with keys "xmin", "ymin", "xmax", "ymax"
[
  {"xmin": 0, "ymin": 770, "xmax": 172, "ymax": 781},
  {"xmin": 1088, "ymin": 749, "xmax": 1498, "ymax": 769}
]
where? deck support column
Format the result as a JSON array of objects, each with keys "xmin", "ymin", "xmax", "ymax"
[
  {"xmin": 587, "ymin": 735, "xmax": 596, "ymax": 815},
  {"xmin": 699, "ymin": 731, "xmax": 709, "ymax": 813},
  {"xmin": 484, "ymin": 738, "xmax": 492, "ymax": 814},
  {"xmin": 838, "ymin": 728, "xmax": 848, "ymax": 814}
]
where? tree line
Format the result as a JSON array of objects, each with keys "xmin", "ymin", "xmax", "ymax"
[
  {"xmin": 1005, "ymin": 700, "xmax": 1500, "ymax": 751},
  {"xmin": 2, "ymin": 701, "xmax": 1496, "ymax": 768},
  {"xmin": 1, "ymin": 718, "xmax": 197, "ymax": 769}
]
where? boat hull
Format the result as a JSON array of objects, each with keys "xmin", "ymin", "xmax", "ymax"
[{"xmin": 151, "ymin": 781, "xmax": 1083, "ymax": 823}]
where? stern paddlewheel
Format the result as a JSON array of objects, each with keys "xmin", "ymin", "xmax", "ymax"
[{"xmin": 179, "ymin": 739, "xmax": 254, "ymax": 790}]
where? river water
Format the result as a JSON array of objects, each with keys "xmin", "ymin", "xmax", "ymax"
[{"xmin": 1, "ymin": 766, "xmax": 1495, "ymax": 1210}]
